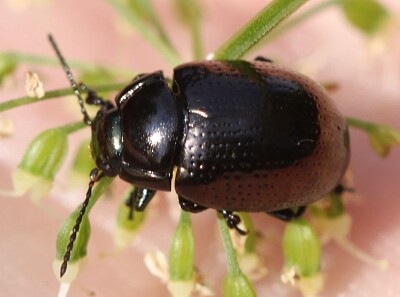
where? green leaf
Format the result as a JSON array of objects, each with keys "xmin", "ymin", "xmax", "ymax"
[
  {"xmin": 214, "ymin": 0, "xmax": 308, "ymax": 60},
  {"xmin": 340, "ymin": 0, "xmax": 389, "ymax": 34}
]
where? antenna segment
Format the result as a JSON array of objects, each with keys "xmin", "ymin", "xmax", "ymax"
[{"xmin": 48, "ymin": 34, "xmax": 92, "ymax": 125}]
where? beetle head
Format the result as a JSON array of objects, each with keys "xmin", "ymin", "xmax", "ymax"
[{"xmin": 90, "ymin": 103, "xmax": 122, "ymax": 176}]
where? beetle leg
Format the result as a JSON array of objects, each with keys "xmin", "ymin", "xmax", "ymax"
[
  {"xmin": 134, "ymin": 188, "xmax": 157, "ymax": 211},
  {"xmin": 125, "ymin": 187, "xmax": 157, "ymax": 219},
  {"xmin": 254, "ymin": 56, "xmax": 273, "ymax": 63},
  {"xmin": 178, "ymin": 196, "xmax": 208, "ymax": 213},
  {"xmin": 79, "ymin": 82, "xmax": 108, "ymax": 106},
  {"xmin": 267, "ymin": 206, "xmax": 307, "ymax": 222},
  {"xmin": 333, "ymin": 184, "xmax": 355, "ymax": 195},
  {"xmin": 218, "ymin": 210, "xmax": 248, "ymax": 235}
]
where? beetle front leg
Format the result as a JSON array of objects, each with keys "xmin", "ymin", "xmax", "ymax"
[
  {"xmin": 125, "ymin": 187, "xmax": 157, "ymax": 219},
  {"xmin": 79, "ymin": 82, "xmax": 108, "ymax": 106},
  {"xmin": 267, "ymin": 206, "xmax": 307, "ymax": 222},
  {"xmin": 178, "ymin": 196, "xmax": 208, "ymax": 213}
]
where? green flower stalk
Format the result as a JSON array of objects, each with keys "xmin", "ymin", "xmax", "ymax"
[
  {"xmin": 218, "ymin": 214, "xmax": 256, "ymax": 297},
  {"xmin": 282, "ymin": 218, "xmax": 323, "ymax": 297}
]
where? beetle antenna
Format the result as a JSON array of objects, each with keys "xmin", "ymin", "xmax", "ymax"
[
  {"xmin": 48, "ymin": 34, "xmax": 92, "ymax": 126},
  {"xmin": 60, "ymin": 168, "xmax": 103, "ymax": 278}
]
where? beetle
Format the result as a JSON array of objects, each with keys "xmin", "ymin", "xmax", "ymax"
[{"xmin": 48, "ymin": 35, "xmax": 349, "ymax": 277}]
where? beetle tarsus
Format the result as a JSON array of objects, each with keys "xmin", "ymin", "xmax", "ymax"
[{"xmin": 219, "ymin": 210, "xmax": 248, "ymax": 235}]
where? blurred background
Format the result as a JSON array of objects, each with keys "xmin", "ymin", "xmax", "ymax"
[{"xmin": 0, "ymin": 0, "xmax": 399, "ymax": 296}]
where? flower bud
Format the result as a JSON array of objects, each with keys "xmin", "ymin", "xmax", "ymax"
[
  {"xmin": 169, "ymin": 211, "xmax": 194, "ymax": 282},
  {"xmin": 25, "ymin": 71, "xmax": 45, "ymax": 98},
  {"xmin": 55, "ymin": 207, "xmax": 91, "ymax": 283},
  {"xmin": 368, "ymin": 124, "xmax": 400, "ymax": 157},
  {"xmin": 114, "ymin": 190, "xmax": 147, "ymax": 249},
  {"xmin": 5, "ymin": 128, "xmax": 68, "ymax": 203},
  {"xmin": 0, "ymin": 53, "xmax": 16, "ymax": 86},
  {"xmin": 282, "ymin": 218, "xmax": 323, "ymax": 297},
  {"xmin": 283, "ymin": 218, "xmax": 321, "ymax": 277},
  {"xmin": 223, "ymin": 271, "xmax": 256, "ymax": 297},
  {"xmin": 68, "ymin": 139, "xmax": 96, "ymax": 188},
  {"xmin": 145, "ymin": 211, "xmax": 208, "ymax": 297},
  {"xmin": 340, "ymin": 0, "xmax": 389, "ymax": 35},
  {"xmin": 0, "ymin": 116, "xmax": 13, "ymax": 138}
]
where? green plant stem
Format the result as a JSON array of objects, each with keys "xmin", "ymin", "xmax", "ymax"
[
  {"xmin": 214, "ymin": 0, "xmax": 309, "ymax": 60},
  {"xmin": 106, "ymin": 0, "xmax": 182, "ymax": 66},
  {"xmin": 265, "ymin": 0, "xmax": 341, "ymax": 42},
  {"xmin": 2, "ymin": 52, "xmax": 133, "ymax": 77},
  {"xmin": 217, "ymin": 213, "xmax": 240, "ymax": 276},
  {"xmin": 0, "ymin": 82, "xmax": 127, "ymax": 112},
  {"xmin": 128, "ymin": 0, "xmax": 174, "ymax": 49},
  {"xmin": 347, "ymin": 116, "xmax": 375, "ymax": 131}
]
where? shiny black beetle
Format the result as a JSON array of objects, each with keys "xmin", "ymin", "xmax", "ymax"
[{"xmin": 49, "ymin": 36, "xmax": 349, "ymax": 277}]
